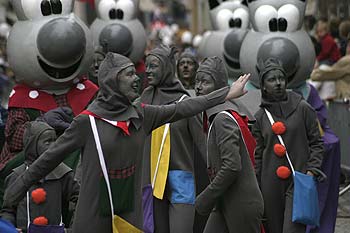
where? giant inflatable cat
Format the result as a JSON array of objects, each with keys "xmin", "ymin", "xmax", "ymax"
[{"xmin": 197, "ymin": 0, "xmax": 249, "ymax": 83}]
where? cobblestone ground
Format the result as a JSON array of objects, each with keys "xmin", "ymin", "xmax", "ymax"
[{"xmin": 335, "ymin": 184, "xmax": 350, "ymax": 233}]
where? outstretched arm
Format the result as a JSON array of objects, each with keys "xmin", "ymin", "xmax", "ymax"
[{"xmin": 142, "ymin": 74, "xmax": 250, "ymax": 134}]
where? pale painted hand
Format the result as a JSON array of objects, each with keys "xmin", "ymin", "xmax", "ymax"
[{"xmin": 225, "ymin": 73, "xmax": 250, "ymax": 100}]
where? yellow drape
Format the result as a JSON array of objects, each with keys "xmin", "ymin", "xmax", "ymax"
[
  {"xmin": 150, "ymin": 124, "xmax": 171, "ymax": 199},
  {"xmin": 113, "ymin": 215, "xmax": 142, "ymax": 233}
]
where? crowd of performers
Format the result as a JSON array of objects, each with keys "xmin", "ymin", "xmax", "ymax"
[{"xmin": 0, "ymin": 0, "xmax": 342, "ymax": 233}]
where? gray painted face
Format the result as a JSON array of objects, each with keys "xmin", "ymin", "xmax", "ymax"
[
  {"xmin": 8, "ymin": 0, "xmax": 93, "ymax": 93},
  {"xmin": 197, "ymin": 0, "xmax": 250, "ymax": 82},
  {"xmin": 240, "ymin": 0, "xmax": 315, "ymax": 88},
  {"xmin": 90, "ymin": 0, "xmax": 146, "ymax": 63}
]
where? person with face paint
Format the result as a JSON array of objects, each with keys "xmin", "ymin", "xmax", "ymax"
[
  {"xmin": 141, "ymin": 45, "xmax": 215, "ymax": 233},
  {"xmin": 176, "ymin": 51, "xmax": 199, "ymax": 92},
  {"xmin": 1, "ymin": 121, "xmax": 79, "ymax": 233},
  {"xmin": 194, "ymin": 56, "xmax": 263, "ymax": 233},
  {"xmin": 252, "ymin": 58, "xmax": 324, "ymax": 233},
  {"xmin": 1, "ymin": 52, "xmax": 249, "ymax": 233}
]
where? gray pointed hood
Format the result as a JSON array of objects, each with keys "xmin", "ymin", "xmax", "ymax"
[
  {"xmin": 141, "ymin": 44, "xmax": 189, "ymax": 105},
  {"xmin": 87, "ymin": 52, "xmax": 139, "ymax": 122}
]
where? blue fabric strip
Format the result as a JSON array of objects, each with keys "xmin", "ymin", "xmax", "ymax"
[{"xmin": 168, "ymin": 170, "xmax": 195, "ymax": 204}]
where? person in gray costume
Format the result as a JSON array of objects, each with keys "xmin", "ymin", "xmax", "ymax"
[
  {"xmin": 1, "ymin": 52, "xmax": 249, "ymax": 233},
  {"xmin": 252, "ymin": 58, "xmax": 324, "ymax": 233},
  {"xmin": 194, "ymin": 56, "xmax": 264, "ymax": 233},
  {"xmin": 141, "ymin": 45, "xmax": 207, "ymax": 233},
  {"xmin": 1, "ymin": 121, "xmax": 79, "ymax": 233}
]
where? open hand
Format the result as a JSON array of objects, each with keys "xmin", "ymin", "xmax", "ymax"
[{"xmin": 225, "ymin": 73, "xmax": 250, "ymax": 100}]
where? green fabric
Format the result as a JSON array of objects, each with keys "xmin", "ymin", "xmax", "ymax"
[
  {"xmin": 24, "ymin": 108, "xmax": 41, "ymax": 121},
  {"xmin": 99, "ymin": 174, "xmax": 135, "ymax": 217}
]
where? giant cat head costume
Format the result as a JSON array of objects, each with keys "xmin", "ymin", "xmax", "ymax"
[
  {"xmin": 197, "ymin": 0, "xmax": 249, "ymax": 83},
  {"xmin": 90, "ymin": 0, "xmax": 146, "ymax": 64},
  {"xmin": 8, "ymin": 0, "xmax": 94, "ymax": 94},
  {"xmin": 240, "ymin": 0, "xmax": 315, "ymax": 89}
]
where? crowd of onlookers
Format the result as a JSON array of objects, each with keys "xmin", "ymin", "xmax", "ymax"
[{"xmin": 306, "ymin": 16, "xmax": 350, "ymax": 101}]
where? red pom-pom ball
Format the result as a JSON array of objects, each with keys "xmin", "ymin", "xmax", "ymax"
[
  {"xmin": 33, "ymin": 216, "xmax": 48, "ymax": 225},
  {"xmin": 276, "ymin": 166, "xmax": 291, "ymax": 179},
  {"xmin": 31, "ymin": 188, "xmax": 46, "ymax": 204},
  {"xmin": 272, "ymin": 121, "xmax": 286, "ymax": 135},
  {"xmin": 274, "ymin": 144, "xmax": 286, "ymax": 157}
]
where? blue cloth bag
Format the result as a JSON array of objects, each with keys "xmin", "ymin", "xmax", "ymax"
[{"xmin": 292, "ymin": 171, "xmax": 320, "ymax": 226}]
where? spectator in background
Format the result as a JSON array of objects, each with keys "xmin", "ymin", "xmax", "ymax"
[
  {"xmin": 311, "ymin": 33, "xmax": 350, "ymax": 100},
  {"xmin": 338, "ymin": 20, "xmax": 350, "ymax": 57},
  {"xmin": 315, "ymin": 19, "xmax": 341, "ymax": 66},
  {"xmin": 176, "ymin": 50, "xmax": 198, "ymax": 92}
]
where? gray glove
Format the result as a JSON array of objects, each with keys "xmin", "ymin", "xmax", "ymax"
[
  {"xmin": 43, "ymin": 107, "xmax": 74, "ymax": 132},
  {"xmin": 195, "ymin": 188, "xmax": 216, "ymax": 216}
]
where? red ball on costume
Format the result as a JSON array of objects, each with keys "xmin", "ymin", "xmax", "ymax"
[
  {"xmin": 272, "ymin": 121, "xmax": 286, "ymax": 135},
  {"xmin": 33, "ymin": 216, "xmax": 48, "ymax": 225},
  {"xmin": 276, "ymin": 166, "xmax": 291, "ymax": 179},
  {"xmin": 274, "ymin": 144, "xmax": 286, "ymax": 157},
  {"xmin": 31, "ymin": 188, "xmax": 46, "ymax": 204}
]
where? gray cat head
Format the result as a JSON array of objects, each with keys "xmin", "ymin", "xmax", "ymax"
[
  {"xmin": 240, "ymin": 0, "xmax": 314, "ymax": 88},
  {"xmin": 198, "ymin": 0, "xmax": 250, "ymax": 82},
  {"xmin": 8, "ymin": 0, "xmax": 94, "ymax": 94},
  {"xmin": 90, "ymin": 0, "xmax": 146, "ymax": 63}
]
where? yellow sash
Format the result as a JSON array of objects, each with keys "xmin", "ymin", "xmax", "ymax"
[
  {"xmin": 113, "ymin": 215, "xmax": 142, "ymax": 233},
  {"xmin": 150, "ymin": 124, "xmax": 171, "ymax": 199}
]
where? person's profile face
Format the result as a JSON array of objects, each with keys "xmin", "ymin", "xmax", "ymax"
[
  {"xmin": 36, "ymin": 130, "xmax": 57, "ymax": 157},
  {"xmin": 195, "ymin": 72, "xmax": 215, "ymax": 96},
  {"xmin": 117, "ymin": 66, "xmax": 140, "ymax": 102},
  {"xmin": 263, "ymin": 70, "xmax": 287, "ymax": 100},
  {"xmin": 178, "ymin": 57, "xmax": 196, "ymax": 80},
  {"xmin": 145, "ymin": 55, "xmax": 162, "ymax": 86}
]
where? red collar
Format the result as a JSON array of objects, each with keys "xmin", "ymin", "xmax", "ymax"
[
  {"xmin": 8, "ymin": 80, "xmax": 98, "ymax": 116},
  {"xmin": 81, "ymin": 110, "xmax": 130, "ymax": 136}
]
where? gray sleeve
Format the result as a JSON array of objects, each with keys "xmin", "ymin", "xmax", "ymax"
[
  {"xmin": 204, "ymin": 113, "xmax": 241, "ymax": 198},
  {"xmin": 142, "ymin": 87, "xmax": 229, "ymax": 134},
  {"xmin": 303, "ymin": 103, "xmax": 324, "ymax": 172},
  {"xmin": 1, "ymin": 174, "xmax": 18, "ymax": 225}
]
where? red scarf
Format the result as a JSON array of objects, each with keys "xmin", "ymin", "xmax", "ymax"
[
  {"xmin": 81, "ymin": 110, "xmax": 130, "ymax": 136},
  {"xmin": 230, "ymin": 111, "xmax": 256, "ymax": 167}
]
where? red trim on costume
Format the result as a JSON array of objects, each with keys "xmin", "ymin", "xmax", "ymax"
[
  {"xmin": 230, "ymin": 111, "xmax": 256, "ymax": 167},
  {"xmin": 81, "ymin": 110, "xmax": 130, "ymax": 136},
  {"xmin": 67, "ymin": 80, "xmax": 98, "ymax": 115},
  {"xmin": 9, "ymin": 80, "xmax": 98, "ymax": 116}
]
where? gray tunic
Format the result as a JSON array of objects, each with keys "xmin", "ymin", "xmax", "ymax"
[
  {"xmin": 6, "ymin": 87, "xmax": 229, "ymax": 233},
  {"xmin": 252, "ymin": 91, "xmax": 324, "ymax": 233}
]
